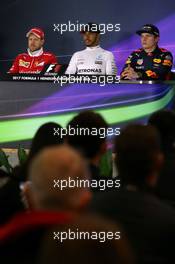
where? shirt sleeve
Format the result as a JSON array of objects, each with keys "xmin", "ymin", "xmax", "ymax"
[
  {"xmin": 65, "ymin": 53, "xmax": 77, "ymax": 74},
  {"xmin": 8, "ymin": 55, "xmax": 20, "ymax": 74},
  {"xmin": 105, "ymin": 52, "xmax": 117, "ymax": 75}
]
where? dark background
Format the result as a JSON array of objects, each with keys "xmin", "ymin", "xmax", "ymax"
[{"xmin": 0, "ymin": 0, "xmax": 175, "ymax": 69}]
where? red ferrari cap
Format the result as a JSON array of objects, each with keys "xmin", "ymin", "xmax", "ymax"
[{"xmin": 26, "ymin": 28, "xmax": 45, "ymax": 39}]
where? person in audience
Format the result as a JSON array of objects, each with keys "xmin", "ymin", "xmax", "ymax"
[
  {"xmin": 148, "ymin": 110, "xmax": 175, "ymax": 205},
  {"xmin": 90, "ymin": 124, "xmax": 175, "ymax": 263},
  {"xmin": 37, "ymin": 217, "xmax": 135, "ymax": 264},
  {"xmin": 66, "ymin": 111, "xmax": 110, "ymax": 183},
  {"xmin": 0, "ymin": 170, "xmax": 24, "ymax": 225},
  {"xmin": 28, "ymin": 122, "xmax": 64, "ymax": 159},
  {"xmin": 0, "ymin": 145, "xmax": 132, "ymax": 264},
  {"xmin": 14, "ymin": 122, "xmax": 63, "ymax": 182}
]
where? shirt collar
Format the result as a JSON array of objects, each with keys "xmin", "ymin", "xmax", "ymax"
[
  {"xmin": 143, "ymin": 46, "xmax": 159, "ymax": 56},
  {"xmin": 27, "ymin": 47, "xmax": 43, "ymax": 57},
  {"xmin": 86, "ymin": 45, "xmax": 100, "ymax": 51}
]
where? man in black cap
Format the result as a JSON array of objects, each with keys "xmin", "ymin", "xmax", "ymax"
[
  {"xmin": 121, "ymin": 24, "xmax": 173, "ymax": 80},
  {"xmin": 65, "ymin": 22, "xmax": 117, "ymax": 75}
]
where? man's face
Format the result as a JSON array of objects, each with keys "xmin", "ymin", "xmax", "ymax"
[
  {"xmin": 28, "ymin": 33, "xmax": 44, "ymax": 52},
  {"xmin": 141, "ymin": 33, "xmax": 159, "ymax": 50},
  {"xmin": 82, "ymin": 32, "xmax": 100, "ymax": 47}
]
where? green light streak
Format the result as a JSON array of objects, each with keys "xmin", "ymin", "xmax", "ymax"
[{"xmin": 0, "ymin": 88, "xmax": 174, "ymax": 143}]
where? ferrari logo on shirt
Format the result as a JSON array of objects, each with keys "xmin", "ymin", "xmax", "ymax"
[
  {"xmin": 137, "ymin": 59, "xmax": 143, "ymax": 65},
  {"xmin": 153, "ymin": 59, "xmax": 161, "ymax": 63},
  {"xmin": 35, "ymin": 61, "xmax": 45, "ymax": 67},
  {"xmin": 19, "ymin": 59, "xmax": 30, "ymax": 68}
]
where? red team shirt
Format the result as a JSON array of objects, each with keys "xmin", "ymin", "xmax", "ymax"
[{"xmin": 9, "ymin": 48, "xmax": 58, "ymax": 74}]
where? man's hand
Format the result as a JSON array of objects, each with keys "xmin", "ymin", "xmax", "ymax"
[{"xmin": 121, "ymin": 65, "xmax": 140, "ymax": 80}]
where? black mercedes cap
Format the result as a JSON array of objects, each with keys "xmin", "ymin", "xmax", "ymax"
[
  {"xmin": 136, "ymin": 24, "xmax": 160, "ymax": 36},
  {"xmin": 80, "ymin": 22, "xmax": 101, "ymax": 34}
]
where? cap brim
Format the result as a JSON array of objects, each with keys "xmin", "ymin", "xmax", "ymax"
[
  {"xmin": 136, "ymin": 30, "xmax": 159, "ymax": 36},
  {"xmin": 136, "ymin": 30, "xmax": 149, "ymax": 35},
  {"xmin": 26, "ymin": 31, "xmax": 42, "ymax": 39}
]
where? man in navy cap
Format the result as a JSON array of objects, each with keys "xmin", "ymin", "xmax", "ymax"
[
  {"xmin": 66, "ymin": 22, "xmax": 117, "ymax": 75},
  {"xmin": 121, "ymin": 24, "xmax": 173, "ymax": 80}
]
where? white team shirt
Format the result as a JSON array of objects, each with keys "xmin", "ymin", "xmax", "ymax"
[{"xmin": 65, "ymin": 45, "xmax": 117, "ymax": 75}]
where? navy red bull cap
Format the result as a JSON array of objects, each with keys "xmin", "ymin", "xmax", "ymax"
[
  {"xmin": 26, "ymin": 28, "xmax": 45, "ymax": 39},
  {"xmin": 136, "ymin": 24, "xmax": 160, "ymax": 36}
]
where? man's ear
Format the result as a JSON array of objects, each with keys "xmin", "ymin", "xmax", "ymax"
[
  {"xmin": 41, "ymin": 39, "xmax": 45, "ymax": 46},
  {"xmin": 156, "ymin": 36, "xmax": 160, "ymax": 44},
  {"xmin": 76, "ymin": 190, "xmax": 92, "ymax": 211},
  {"xmin": 21, "ymin": 181, "xmax": 35, "ymax": 210},
  {"xmin": 96, "ymin": 33, "xmax": 100, "ymax": 43}
]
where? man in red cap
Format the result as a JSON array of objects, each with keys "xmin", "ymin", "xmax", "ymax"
[{"xmin": 9, "ymin": 27, "xmax": 58, "ymax": 74}]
